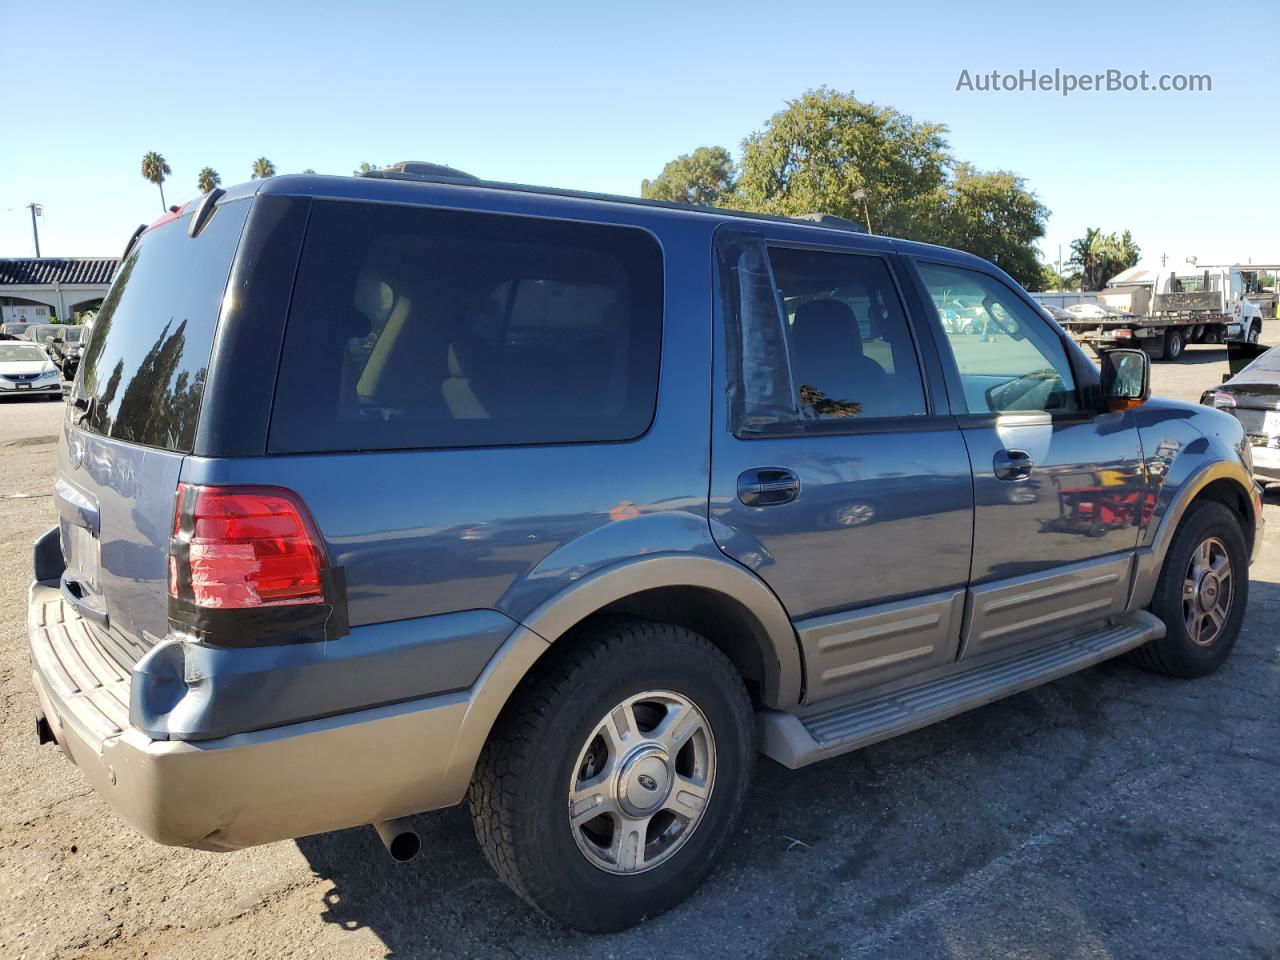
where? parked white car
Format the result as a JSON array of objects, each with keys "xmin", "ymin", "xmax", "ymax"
[{"xmin": 0, "ymin": 342, "xmax": 64, "ymax": 399}]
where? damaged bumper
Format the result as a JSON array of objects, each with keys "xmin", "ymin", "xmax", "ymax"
[{"xmin": 26, "ymin": 580, "xmax": 494, "ymax": 850}]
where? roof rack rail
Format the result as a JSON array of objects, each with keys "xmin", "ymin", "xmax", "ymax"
[
  {"xmin": 359, "ymin": 161, "xmax": 480, "ymax": 182},
  {"xmin": 791, "ymin": 212, "xmax": 866, "ymax": 233},
  {"xmin": 347, "ymin": 166, "xmax": 885, "ymax": 239}
]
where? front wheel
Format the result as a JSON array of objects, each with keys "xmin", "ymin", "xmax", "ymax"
[
  {"xmin": 1132, "ymin": 501, "xmax": 1249, "ymax": 677},
  {"xmin": 1247, "ymin": 323, "xmax": 1262, "ymax": 344},
  {"xmin": 469, "ymin": 619, "xmax": 755, "ymax": 932}
]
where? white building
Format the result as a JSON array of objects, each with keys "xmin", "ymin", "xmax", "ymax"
[{"xmin": 0, "ymin": 258, "xmax": 118, "ymax": 325}]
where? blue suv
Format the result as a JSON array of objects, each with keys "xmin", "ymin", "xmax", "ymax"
[{"xmin": 27, "ymin": 166, "xmax": 1262, "ymax": 931}]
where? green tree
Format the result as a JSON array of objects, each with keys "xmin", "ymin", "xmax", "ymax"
[
  {"xmin": 301, "ymin": 168, "xmax": 317, "ymax": 174},
  {"xmin": 718, "ymin": 88, "xmax": 1048, "ymax": 288},
  {"xmin": 927, "ymin": 164, "xmax": 1049, "ymax": 289},
  {"xmin": 141, "ymin": 151, "xmax": 172, "ymax": 211},
  {"xmin": 196, "ymin": 167, "xmax": 221, "ymax": 194},
  {"xmin": 251, "ymin": 157, "xmax": 276, "ymax": 179},
  {"xmin": 640, "ymin": 146, "xmax": 735, "ymax": 207},
  {"xmin": 730, "ymin": 88, "xmax": 949, "ymax": 237},
  {"xmin": 353, "ymin": 161, "xmax": 382, "ymax": 176},
  {"xmin": 1034, "ymin": 263, "xmax": 1078, "ymax": 292},
  {"xmin": 1068, "ymin": 228, "xmax": 1141, "ymax": 290}
]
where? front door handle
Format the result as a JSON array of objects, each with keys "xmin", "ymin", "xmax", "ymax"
[
  {"xmin": 993, "ymin": 449, "xmax": 1035, "ymax": 482},
  {"xmin": 738, "ymin": 468, "xmax": 800, "ymax": 506}
]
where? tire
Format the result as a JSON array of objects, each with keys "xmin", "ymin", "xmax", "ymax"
[
  {"xmin": 468, "ymin": 618, "xmax": 755, "ymax": 932},
  {"xmin": 1163, "ymin": 329, "xmax": 1184, "ymax": 361},
  {"xmin": 1132, "ymin": 501, "xmax": 1248, "ymax": 678},
  {"xmin": 1247, "ymin": 323, "xmax": 1261, "ymax": 344}
]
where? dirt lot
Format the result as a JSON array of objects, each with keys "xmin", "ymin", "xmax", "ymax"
[{"xmin": 3, "ymin": 345, "xmax": 1279, "ymax": 960}]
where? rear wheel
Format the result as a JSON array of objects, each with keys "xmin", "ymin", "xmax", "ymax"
[
  {"xmin": 1163, "ymin": 328, "xmax": 1185, "ymax": 360},
  {"xmin": 1132, "ymin": 501, "xmax": 1248, "ymax": 677},
  {"xmin": 469, "ymin": 618, "xmax": 755, "ymax": 932}
]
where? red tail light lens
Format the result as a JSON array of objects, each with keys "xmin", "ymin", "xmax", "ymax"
[{"xmin": 169, "ymin": 483, "xmax": 326, "ymax": 609}]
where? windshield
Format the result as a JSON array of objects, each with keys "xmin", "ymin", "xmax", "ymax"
[
  {"xmin": 64, "ymin": 327, "xmax": 83, "ymax": 343},
  {"xmin": 0, "ymin": 344, "xmax": 47, "ymax": 363}
]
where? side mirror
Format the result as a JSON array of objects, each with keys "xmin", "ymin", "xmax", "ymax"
[{"xmin": 1100, "ymin": 348, "xmax": 1150, "ymax": 412}]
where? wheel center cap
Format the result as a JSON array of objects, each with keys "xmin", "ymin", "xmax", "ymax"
[
  {"xmin": 1197, "ymin": 574, "xmax": 1218, "ymax": 611},
  {"xmin": 616, "ymin": 747, "xmax": 672, "ymax": 816}
]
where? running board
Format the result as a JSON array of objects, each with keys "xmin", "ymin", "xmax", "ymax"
[{"xmin": 759, "ymin": 611, "xmax": 1164, "ymax": 768}]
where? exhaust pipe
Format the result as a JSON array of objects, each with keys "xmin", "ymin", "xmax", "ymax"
[{"xmin": 372, "ymin": 817, "xmax": 421, "ymax": 863}]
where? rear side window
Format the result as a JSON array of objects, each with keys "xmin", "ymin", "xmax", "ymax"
[
  {"xmin": 75, "ymin": 201, "xmax": 250, "ymax": 452},
  {"xmin": 269, "ymin": 201, "xmax": 663, "ymax": 453}
]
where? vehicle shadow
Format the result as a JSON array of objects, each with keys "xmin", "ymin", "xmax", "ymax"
[
  {"xmin": 1153, "ymin": 345, "xmax": 1229, "ymax": 366},
  {"xmin": 294, "ymin": 578, "xmax": 1280, "ymax": 959}
]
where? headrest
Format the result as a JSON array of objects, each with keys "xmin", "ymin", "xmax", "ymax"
[{"xmin": 793, "ymin": 299, "xmax": 862, "ymax": 349}]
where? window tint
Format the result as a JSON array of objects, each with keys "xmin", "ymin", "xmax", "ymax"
[
  {"xmin": 268, "ymin": 201, "xmax": 662, "ymax": 453},
  {"xmin": 768, "ymin": 247, "xmax": 927, "ymax": 420},
  {"xmin": 919, "ymin": 262, "xmax": 1079, "ymax": 414},
  {"xmin": 74, "ymin": 200, "xmax": 250, "ymax": 452}
]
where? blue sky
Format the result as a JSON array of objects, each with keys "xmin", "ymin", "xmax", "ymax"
[{"xmin": 2, "ymin": 0, "xmax": 1276, "ymax": 272}]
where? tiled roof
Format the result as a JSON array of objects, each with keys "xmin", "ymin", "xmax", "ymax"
[{"xmin": 0, "ymin": 258, "xmax": 119, "ymax": 286}]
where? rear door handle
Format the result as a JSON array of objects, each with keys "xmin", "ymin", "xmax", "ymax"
[
  {"xmin": 738, "ymin": 468, "xmax": 800, "ymax": 506},
  {"xmin": 993, "ymin": 449, "xmax": 1035, "ymax": 482},
  {"xmin": 60, "ymin": 573, "xmax": 109, "ymax": 628}
]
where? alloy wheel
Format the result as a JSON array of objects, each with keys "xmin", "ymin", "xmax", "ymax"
[
  {"xmin": 568, "ymin": 690, "xmax": 715, "ymax": 874},
  {"xmin": 1183, "ymin": 536, "xmax": 1233, "ymax": 646}
]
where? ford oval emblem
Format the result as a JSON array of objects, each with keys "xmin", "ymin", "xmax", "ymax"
[
  {"xmin": 68, "ymin": 439, "xmax": 85, "ymax": 470},
  {"xmin": 637, "ymin": 774, "xmax": 658, "ymax": 791}
]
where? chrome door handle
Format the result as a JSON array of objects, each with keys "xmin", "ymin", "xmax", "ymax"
[
  {"xmin": 738, "ymin": 468, "xmax": 800, "ymax": 506},
  {"xmin": 993, "ymin": 449, "xmax": 1034, "ymax": 482}
]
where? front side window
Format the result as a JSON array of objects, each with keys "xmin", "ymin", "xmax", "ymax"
[
  {"xmin": 768, "ymin": 247, "xmax": 927, "ymax": 421},
  {"xmin": 919, "ymin": 262, "xmax": 1079, "ymax": 414},
  {"xmin": 269, "ymin": 202, "xmax": 663, "ymax": 453}
]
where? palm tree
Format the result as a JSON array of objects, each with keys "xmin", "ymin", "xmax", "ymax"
[
  {"xmin": 251, "ymin": 157, "xmax": 276, "ymax": 179},
  {"xmin": 1068, "ymin": 227, "xmax": 1104, "ymax": 290},
  {"xmin": 197, "ymin": 167, "xmax": 221, "ymax": 194},
  {"xmin": 141, "ymin": 151, "xmax": 172, "ymax": 211}
]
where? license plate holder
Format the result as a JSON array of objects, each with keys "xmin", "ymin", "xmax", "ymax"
[
  {"xmin": 16, "ymin": 382, "xmax": 30, "ymax": 390},
  {"xmin": 66, "ymin": 523, "xmax": 100, "ymax": 591},
  {"xmin": 1265, "ymin": 410, "xmax": 1280, "ymax": 436}
]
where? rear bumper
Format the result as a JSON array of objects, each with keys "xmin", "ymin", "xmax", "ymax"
[{"xmin": 27, "ymin": 581, "xmax": 548, "ymax": 850}]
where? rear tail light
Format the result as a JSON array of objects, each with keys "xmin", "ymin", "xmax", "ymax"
[
  {"xmin": 1113, "ymin": 329, "xmax": 1133, "ymax": 339},
  {"xmin": 169, "ymin": 483, "xmax": 327, "ymax": 610},
  {"xmin": 1202, "ymin": 389, "xmax": 1237, "ymax": 409}
]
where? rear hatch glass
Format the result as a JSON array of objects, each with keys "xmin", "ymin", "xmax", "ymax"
[{"xmin": 60, "ymin": 198, "xmax": 250, "ymax": 666}]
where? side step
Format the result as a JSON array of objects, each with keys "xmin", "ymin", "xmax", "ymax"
[{"xmin": 759, "ymin": 611, "xmax": 1164, "ymax": 768}]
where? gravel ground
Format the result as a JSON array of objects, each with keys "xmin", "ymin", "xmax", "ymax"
[{"xmin": 2, "ymin": 345, "xmax": 1278, "ymax": 960}]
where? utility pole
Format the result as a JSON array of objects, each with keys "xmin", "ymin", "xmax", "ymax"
[{"xmin": 26, "ymin": 203, "xmax": 42, "ymax": 258}]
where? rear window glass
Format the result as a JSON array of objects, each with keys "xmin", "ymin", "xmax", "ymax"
[
  {"xmin": 268, "ymin": 201, "xmax": 663, "ymax": 453},
  {"xmin": 74, "ymin": 200, "xmax": 249, "ymax": 452}
]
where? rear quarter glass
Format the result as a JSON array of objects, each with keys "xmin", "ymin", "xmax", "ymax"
[
  {"xmin": 73, "ymin": 199, "xmax": 251, "ymax": 453},
  {"xmin": 268, "ymin": 200, "xmax": 663, "ymax": 454}
]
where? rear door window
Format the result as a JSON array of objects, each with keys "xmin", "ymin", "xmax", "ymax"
[
  {"xmin": 74, "ymin": 200, "xmax": 250, "ymax": 451},
  {"xmin": 768, "ymin": 246, "xmax": 928, "ymax": 422},
  {"xmin": 268, "ymin": 201, "xmax": 663, "ymax": 453}
]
